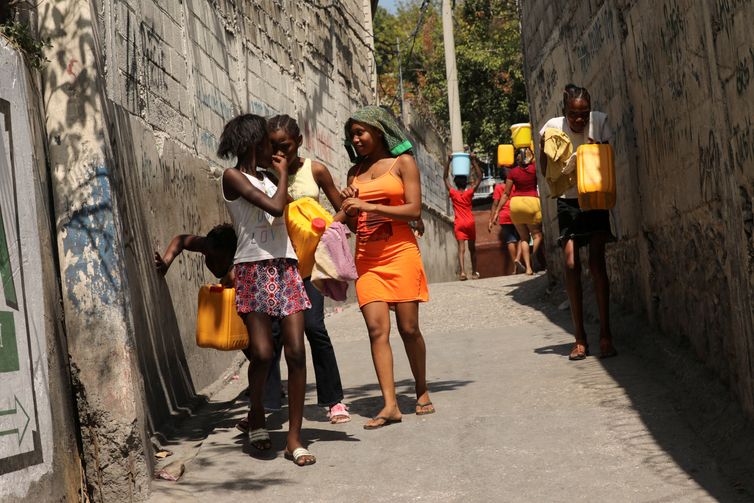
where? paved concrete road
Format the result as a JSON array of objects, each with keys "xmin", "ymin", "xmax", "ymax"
[{"xmin": 149, "ymin": 275, "xmax": 749, "ymax": 503}]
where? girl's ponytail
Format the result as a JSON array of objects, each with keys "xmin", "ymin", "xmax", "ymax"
[{"xmin": 217, "ymin": 114, "xmax": 268, "ymax": 160}]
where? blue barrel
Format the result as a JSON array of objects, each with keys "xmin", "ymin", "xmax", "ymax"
[{"xmin": 451, "ymin": 152, "xmax": 470, "ymax": 176}]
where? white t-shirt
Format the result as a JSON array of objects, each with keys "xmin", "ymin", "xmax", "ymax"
[
  {"xmin": 539, "ymin": 111, "xmax": 612, "ymax": 198},
  {"xmin": 223, "ymin": 171, "xmax": 297, "ymax": 264}
]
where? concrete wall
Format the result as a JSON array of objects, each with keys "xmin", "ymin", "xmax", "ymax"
[
  {"xmin": 0, "ymin": 41, "xmax": 81, "ymax": 502},
  {"xmin": 402, "ymin": 101, "xmax": 457, "ymax": 284},
  {"xmin": 519, "ymin": 1, "xmax": 754, "ymax": 416}
]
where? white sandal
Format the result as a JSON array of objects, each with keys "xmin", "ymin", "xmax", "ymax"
[
  {"xmin": 285, "ymin": 447, "xmax": 316, "ymax": 466},
  {"xmin": 249, "ymin": 428, "xmax": 270, "ymax": 450}
]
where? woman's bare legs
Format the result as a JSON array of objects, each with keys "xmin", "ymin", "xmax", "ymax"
[
  {"xmin": 280, "ymin": 311, "xmax": 312, "ymax": 461},
  {"xmin": 244, "ymin": 312, "xmax": 275, "ymax": 448},
  {"xmin": 588, "ymin": 233, "xmax": 616, "ymax": 356},
  {"xmin": 394, "ymin": 302, "xmax": 433, "ymax": 414},
  {"xmin": 457, "ymin": 239, "xmax": 467, "ymax": 279},
  {"xmin": 514, "ymin": 224, "xmax": 533, "ymax": 274},
  {"xmin": 469, "ymin": 239, "xmax": 478, "ymax": 277},
  {"xmin": 529, "ymin": 224, "xmax": 543, "ymax": 271},
  {"xmin": 563, "ymin": 239, "xmax": 588, "ymax": 359},
  {"xmin": 506, "ymin": 241, "xmax": 518, "ymax": 274},
  {"xmin": 361, "ymin": 301, "xmax": 402, "ymax": 426}
]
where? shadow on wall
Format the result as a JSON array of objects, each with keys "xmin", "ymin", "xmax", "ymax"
[
  {"xmin": 43, "ymin": 0, "xmax": 202, "ymax": 434},
  {"xmin": 299, "ymin": 10, "xmax": 347, "ymax": 175},
  {"xmin": 107, "ymin": 105, "xmax": 200, "ymax": 433},
  {"xmin": 507, "ymin": 275, "xmax": 754, "ymax": 501}
]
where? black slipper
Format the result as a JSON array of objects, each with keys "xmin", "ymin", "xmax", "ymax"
[{"xmin": 363, "ymin": 416, "xmax": 402, "ymax": 430}]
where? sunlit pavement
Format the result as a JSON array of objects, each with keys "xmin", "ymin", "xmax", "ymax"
[{"xmin": 149, "ymin": 274, "xmax": 749, "ymax": 503}]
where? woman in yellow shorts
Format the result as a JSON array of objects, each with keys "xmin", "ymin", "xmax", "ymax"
[
  {"xmin": 339, "ymin": 106, "xmax": 434, "ymax": 429},
  {"xmin": 497, "ymin": 148, "xmax": 542, "ymax": 275}
]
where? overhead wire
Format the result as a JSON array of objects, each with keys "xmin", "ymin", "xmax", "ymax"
[{"xmin": 387, "ymin": 0, "xmax": 432, "ymax": 111}]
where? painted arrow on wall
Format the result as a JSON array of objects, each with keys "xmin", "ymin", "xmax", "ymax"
[{"xmin": 0, "ymin": 395, "xmax": 30, "ymax": 445}]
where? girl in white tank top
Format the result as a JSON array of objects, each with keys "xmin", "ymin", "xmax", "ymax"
[{"xmin": 217, "ymin": 114, "xmax": 315, "ymax": 466}]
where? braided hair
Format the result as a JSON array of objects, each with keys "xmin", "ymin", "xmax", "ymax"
[
  {"xmin": 268, "ymin": 114, "xmax": 301, "ymax": 139},
  {"xmin": 563, "ymin": 84, "xmax": 591, "ymax": 114}
]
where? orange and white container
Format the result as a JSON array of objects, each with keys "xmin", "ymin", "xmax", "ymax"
[
  {"xmin": 196, "ymin": 285, "xmax": 248, "ymax": 351},
  {"xmin": 576, "ymin": 143, "xmax": 616, "ymax": 210},
  {"xmin": 285, "ymin": 197, "xmax": 334, "ymax": 277}
]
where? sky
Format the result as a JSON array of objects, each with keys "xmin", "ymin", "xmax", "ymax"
[{"xmin": 379, "ymin": 0, "xmax": 399, "ymax": 13}]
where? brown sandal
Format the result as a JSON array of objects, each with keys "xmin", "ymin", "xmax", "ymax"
[{"xmin": 568, "ymin": 340, "xmax": 589, "ymax": 360}]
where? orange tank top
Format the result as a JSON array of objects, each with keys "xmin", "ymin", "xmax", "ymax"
[{"xmin": 352, "ymin": 158, "xmax": 417, "ymax": 260}]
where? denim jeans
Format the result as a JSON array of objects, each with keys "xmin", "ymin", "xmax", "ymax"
[{"xmin": 263, "ymin": 278, "xmax": 344, "ymax": 408}]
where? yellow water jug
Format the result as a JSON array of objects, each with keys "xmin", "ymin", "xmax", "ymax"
[
  {"xmin": 196, "ymin": 285, "xmax": 248, "ymax": 351},
  {"xmin": 497, "ymin": 144, "xmax": 514, "ymax": 166},
  {"xmin": 285, "ymin": 197, "xmax": 334, "ymax": 278},
  {"xmin": 510, "ymin": 123, "xmax": 532, "ymax": 148},
  {"xmin": 576, "ymin": 143, "xmax": 616, "ymax": 210}
]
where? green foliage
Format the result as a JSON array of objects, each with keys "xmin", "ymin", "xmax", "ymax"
[
  {"xmin": 0, "ymin": 21, "xmax": 50, "ymax": 70},
  {"xmin": 374, "ymin": 0, "xmax": 529, "ymax": 157}
]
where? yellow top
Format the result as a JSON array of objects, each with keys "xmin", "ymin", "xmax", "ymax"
[{"xmin": 288, "ymin": 158, "xmax": 320, "ymax": 202}]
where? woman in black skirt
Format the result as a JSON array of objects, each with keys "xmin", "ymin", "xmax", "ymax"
[{"xmin": 538, "ymin": 84, "xmax": 617, "ymax": 360}]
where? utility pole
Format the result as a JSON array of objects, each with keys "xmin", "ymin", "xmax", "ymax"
[
  {"xmin": 442, "ymin": 0, "xmax": 463, "ymax": 153},
  {"xmin": 397, "ymin": 37, "xmax": 405, "ymax": 122}
]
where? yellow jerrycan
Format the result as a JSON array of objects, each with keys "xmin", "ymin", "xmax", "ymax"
[
  {"xmin": 196, "ymin": 285, "xmax": 248, "ymax": 351},
  {"xmin": 497, "ymin": 144, "xmax": 514, "ymax": 167},
  {"xmin": 285, "ymin": 197, "xmax": 334, "ymax": 278},
  {"xmin": 576, "ymin": 143, "xmax": 616, "ymax": 210}
]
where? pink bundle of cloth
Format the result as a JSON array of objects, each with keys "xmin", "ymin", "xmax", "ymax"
[{"xmin": 311, "ymin": 222, "xmax": 358, "ymax": 301}]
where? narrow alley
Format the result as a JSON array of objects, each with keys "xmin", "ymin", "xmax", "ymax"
[{"xmin": 148, "ymin": 275, "xmax": 752, "ymax": 502}]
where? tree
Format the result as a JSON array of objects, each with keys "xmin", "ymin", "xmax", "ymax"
[{"xmin": 374, "ymin": 0, "xmax": 529, "ymax": 158}]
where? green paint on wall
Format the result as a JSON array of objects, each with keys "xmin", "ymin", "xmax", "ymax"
[
  {"xmin": 0, "ymin": 206, "xmax": 18, "ymax": 310},
  {"xmin": 0, "ymin": 311, "xmax": 18, "ymax": 373}
]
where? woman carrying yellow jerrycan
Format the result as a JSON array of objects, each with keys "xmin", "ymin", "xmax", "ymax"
[
  {"xmin": 267, "ymin": 114, "xmax": 352, "ymax": 425},
  {"xmin": 539, "ymin": 84, "xmax": 617, "ymax": 361},
  {"xmin": 496, "ymin": 147, "xmax": 543, "ymax": 275}
]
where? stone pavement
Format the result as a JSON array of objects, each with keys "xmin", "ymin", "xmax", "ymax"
[{"xmin": 148, "ymin": 274, "xmax": 751, "ymax": 503}]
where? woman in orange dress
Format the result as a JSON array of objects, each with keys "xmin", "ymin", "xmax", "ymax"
[{"xmin": 340, "ymin": 106, "xmax": 434, "ymax": 429}]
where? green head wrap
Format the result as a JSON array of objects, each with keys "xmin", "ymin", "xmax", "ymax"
[{"xmin": 344, "ymin": 106, "xmax": 413, "ymax": 162}]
